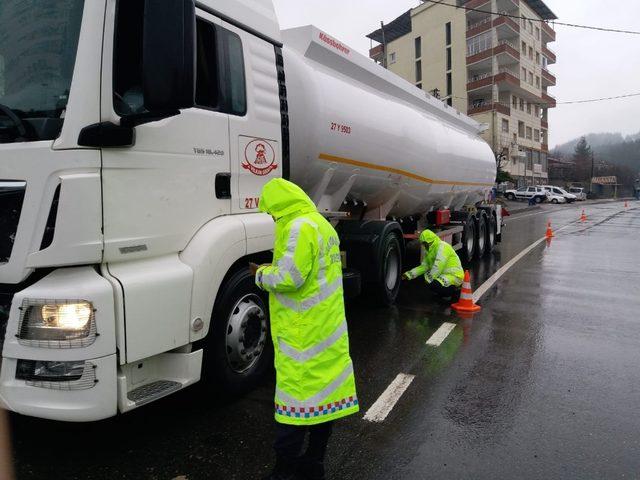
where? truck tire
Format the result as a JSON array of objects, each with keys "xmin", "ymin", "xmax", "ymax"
[
  {"xmin": 474, "ymin": 213, "xmax": 487, "ymax": 259},
  {"xmin": 485, "ymin": 213, "xmax": 497, "ymax": 254},
  {"xmin": 206, "ymin": 268, "xmax": 272, "ymax": 395},
  {"xmin": 374, "ymin": 232, "xmax": 402, "ymax": 306},
  {"xmin": 461, "ymin": 216, "xmax": 476, "ymax": 263}
]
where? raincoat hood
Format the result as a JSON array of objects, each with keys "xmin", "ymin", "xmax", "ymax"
[
  {"xmin": 419, "ymin": 229, "xmax": 440, "ymax": 247},
  {"xmin": 259, "ymin": 178, "xmax": 317, "ymax": 220}
]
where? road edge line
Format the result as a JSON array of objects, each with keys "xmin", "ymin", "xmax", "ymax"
[{"xmin": 363, "ymin": 373, "xmax": 415, "ymax": 423}]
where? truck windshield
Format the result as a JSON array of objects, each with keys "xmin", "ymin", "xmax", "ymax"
[{"xmin": 0, "ymin": 0, "xmax": 84, "ymax": 143}]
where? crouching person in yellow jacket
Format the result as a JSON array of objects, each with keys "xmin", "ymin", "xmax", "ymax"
[
  {"xmin": 254, "ymin": 178, "xmax": 359, "ymax": 480},
  {"xmin": 402, "ymin": 230, "xmax": 464, "ymax": 301}
]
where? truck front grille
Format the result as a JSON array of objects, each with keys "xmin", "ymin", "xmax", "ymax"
[
  {"xmin": 0, "ymin": 289, "xmax": 13, "ymax": 355},
  {"xmin": 0, "ymin": 181, "xmax": 26, "ymax": 264}
]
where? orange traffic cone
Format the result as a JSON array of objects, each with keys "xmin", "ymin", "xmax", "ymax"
[
  {"xmin": 580, "ymin": 210, "xmax": 587, "ymax": 222},
  {"xmin": 545, "ymin": 220, "xmax": 554, "ymax": 239},
  {"xmin": 451, "ymin": 270, "xmax": 481, "ymax": 313}
]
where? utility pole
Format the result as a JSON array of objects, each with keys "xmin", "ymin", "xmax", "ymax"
[
  {"xmin": 380, "ymin": 21, "xmax": 387, "ymax": 69},
  {"xmin": 589, "ymin": 151, "xmax": 594, "ymax": 194}
]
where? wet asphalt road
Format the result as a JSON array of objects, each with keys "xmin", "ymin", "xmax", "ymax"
[{"xmin": 10, "ymin": 200, "xmax": 640, "ymax": 480}]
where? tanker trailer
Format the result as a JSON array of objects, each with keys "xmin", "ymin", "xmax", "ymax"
[{"xmin": 282, "ymin": 26, "xmax": 500, "ymax": 304}]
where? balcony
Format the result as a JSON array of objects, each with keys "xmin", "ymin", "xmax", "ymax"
[
  {"xmin": 369, "ymin": 44, "xmax": 384, "ymax": 63},
  {"xmin": 464, "ymin": 0, "xmax": 491, "ymax": 8},
  {"xmin": 542, "ymin": 22, "xmax": 556, "ymax": 42},
  {"xmin": 542, "ymin": 68, "xmax": 556, "ymax": 86},
  {"xmin": 494, "ymin": 68, "xmax": 520, "ymax": 88},
  {"xmin": 493, "ymin": 15, "xmax": 520, "ymax": 37},
  {"xmin": 467, "ymin": 45, "xmax": 494, "ymax": 66},
  {"xmin": 542, "ymin": 45, "xmax": 556, "ymax": 64},
  {"xmin": 494, "ymin": 40, "xmax": 520, "ymax": 65},
  {"xmin": 468, "ymin": 102, "xmax": 511, "ymax": 116},
  {"xmin": 541, "ymin": 119, "xmax": 548, "ymax": 129},
  {"xmin": 541, "ymin": 144, "xmax": 549, "ymax": 153},
  {"xmin": 467, "ymin": 72, "xmax": 494, "ymax": 92},
  {"xmin": 466, "ymin": 16, "xmax": 492, "ymax": 38},
  {"xmin": 542, "ymin": 91, "xmax": 556, "ymax": 108}
]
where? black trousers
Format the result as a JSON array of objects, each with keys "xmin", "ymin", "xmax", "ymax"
[
  {"xmin": 427, "ymin": 280, "xmax": 460, "ymax": 300},
  {"xmin": 274, "ymin": 421, "xmax": 334, "ymax": 463}
]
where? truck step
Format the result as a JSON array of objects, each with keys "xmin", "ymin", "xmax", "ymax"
[{"xmin": 127, "ymin": 380, "xmax": 181, "ymax": 407}]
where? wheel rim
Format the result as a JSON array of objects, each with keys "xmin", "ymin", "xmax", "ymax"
[
  {"xmin": 225, "ymin": 294, "xmax": 267, "ymax": 374},
  {"xmin": 384, "ymin": 244, "xmax": 400, "ymax": 290}
]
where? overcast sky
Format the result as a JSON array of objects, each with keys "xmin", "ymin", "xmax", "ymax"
[{"xmin": 272, "ymin": 0, "xmax": 640, "ymax": 147}]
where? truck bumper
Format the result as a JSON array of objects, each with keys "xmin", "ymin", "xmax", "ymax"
[{"xmin": 0, "ymin": 354, "xmax": 117, "ymax": 421}]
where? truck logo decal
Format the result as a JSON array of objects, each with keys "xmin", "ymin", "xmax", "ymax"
[
  {"xmin": 242, "ymin": 139, "xmax": 277, "ymax": 176},
  {"xmin": 319, "ymin": 32, "xmax": 350, "ymax": 55}
]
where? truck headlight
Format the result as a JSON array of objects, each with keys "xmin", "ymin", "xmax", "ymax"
[{"xmin": 18, "ymin": 300, "xmax": 97, "ymax": 348}]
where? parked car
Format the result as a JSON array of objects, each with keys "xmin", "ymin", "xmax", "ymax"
[
  {"xmin": 545, "ymin": 191, "xmax": 567, "ymax": 204},
  {"xmin": 504, "ymin": 186, "xmax": 548, "ymax": 203},
  {"xmin": 541, "ymin": 185, "xmax": 577, "ymax": 203},
  {"xmin": 568, "ymin": 187, "xmax": 588, "ymax": 201}
]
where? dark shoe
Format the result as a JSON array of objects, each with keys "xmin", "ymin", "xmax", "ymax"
[
  {"xmin": 262, "ymin": 458, "xmax": 302, "ymax": 480},
  {"xmin": 296, "ymin": 456, "xmax": 326, "ymax": 480}
]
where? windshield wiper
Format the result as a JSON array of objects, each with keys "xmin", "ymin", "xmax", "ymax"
[{"xmin": 0, "ymin": 103, "xmax": 29, "ymax": 142}]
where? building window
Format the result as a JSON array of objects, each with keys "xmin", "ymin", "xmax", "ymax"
[
  {"xmin": 536, "ymin": 52, "xmax": 541, "ymax": 64},
  {"xmin": 529, "ymin": 46, "xmax": 533, "ymax": 60},
  {"xmin": 446, "ymin": 72, "xmax": 452, "ymax": 96},
  {"xmin": 446, "ymin": 22, "xmax": 452, "ymax": 46},
  {"xmin": 415, "ymin": 37, "xmax": 422, "ymax": 59},
  {"xmin": 522, "ymin": 67, "xmax": 526, "ymax": 79},
  {"xmin": 526, "ymin": 126, "xmax": 532, "ymax": 140},
  {"xmin": 518, "ymin": 121, "xmax": 525, "ymax": 138},
  {"xmin": 521, "ymin": 41, "xmax": 526, "ymax": 54},
  {"xmin": 416, "ymin": 83, "xmax": 422, "ymax": 90},
  {"xmin": 446, "ymin": 48, "xmax": 452, "ymax": 71},
  {"xmin": 536, "ymin": 76, "xmax": 540, "ymax": 88},
  {"xmin": 534, "ymin": 129, "xmax": 540, "ymax": 142},
  {"xmin": 528, "ymin": 21, "xmax": 533, "ymax": 33},
  {"xmin": 527, "ymin": 102, "xmax": 532, "ymax": 114},
  {"xmin": 467, "ymin": 31, "xmax": 492, "ymax": 55},
  {"xmin": 502, "ymin": 119, "xmax": 509, "ymax": 133},
  {"xmin": 519, "ymin": 98, "xmax": 524, "ymax": 111},
  {"xmin": 389, "ymin": 52, "xmax": 397, "ymax": 64},
  {"xmin": 415, "ymin": 60, "xmax": 422, "ymax": 82},
  {"xmin": 535, "ymin": 27, "xmax": 540, "ymax": 40},
  {"xmin": 529, "ymin": 71, "xmax": 533, "ymax": 85},
  {"xmin": 512, "ymin": 95, "xmax": 518, "ymax": 107},
  {"xmin": 447, "ymin": 97, "xmax": 453, "ymax": 107}
]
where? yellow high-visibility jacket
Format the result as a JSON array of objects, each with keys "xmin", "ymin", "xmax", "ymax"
[
  {"xmin": 404, "ymin": 230, "xmax": 464, "ymax": 287},
  {"xmin": 256, "ymin": 178, "xmax": 359, "ymax": 425}
]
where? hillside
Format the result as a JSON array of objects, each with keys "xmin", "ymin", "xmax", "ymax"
[{"xmin": 552, "ymin": 132, "xmax": 640, "ymax": 174}]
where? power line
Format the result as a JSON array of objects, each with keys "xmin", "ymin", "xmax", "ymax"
[
  {"xmin": 421, "ymin": 0, "xmax": 640, "ymax": 35},
  {"xmin": 451, "ymin": 92, "xmax": 640, "ymax": 108}
]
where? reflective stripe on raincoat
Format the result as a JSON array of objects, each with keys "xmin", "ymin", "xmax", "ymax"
[
  {"xmin": 255, "ymin": 178, "xmax": 359, "ymax": 425},
  {"xmin": 404, "ymin": 230, "xmax": 464, "ymax": 287}
]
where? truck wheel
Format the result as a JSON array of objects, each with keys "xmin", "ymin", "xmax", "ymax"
[
  {"xmin": 485, "ymin": 213, "xmax": 497, "ymax": 254},
  {"xmin": 461, "ymin": 216, "xmax": 476, "ymax": 263},
  {"xmin": 206, "ymin": 269, "xmax": 272, "ymax": 394},
  {"xmin": 374, "ymin": 232, "xmax": 402, "ymax": 306},
  {"xmin": 474, "ymin": 214, "xmax": 487, "ymax": 259}
]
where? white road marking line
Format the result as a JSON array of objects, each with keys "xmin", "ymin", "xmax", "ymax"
[
  {"xmin": 473, "ymin": 224, "xmax": 573, "ymax": 303},
  {"xmin": 426, "ymin": 322, "xmax": 457, "ymax": 347},
  {"xmin": 363, "ymin": 373, "xmax": 415, "ymax": 423}
]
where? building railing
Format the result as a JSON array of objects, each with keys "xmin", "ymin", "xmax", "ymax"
[
  {"xmin": 467, "ymin": 101, "xmax": 511, "ymax": 116},
  {"xmin": 497, "ymin": 67, "xmax": 519, "ymax": 79},
  {"xmin": 467, "ymin": 16, "xmax": 492, "ymax": 32}
]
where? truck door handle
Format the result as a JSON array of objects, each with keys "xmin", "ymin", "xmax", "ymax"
[{"xmin": 215, "ymin": 173, "xmax": 231, "ymax": 199}]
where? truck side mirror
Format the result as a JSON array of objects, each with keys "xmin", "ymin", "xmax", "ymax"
[{"xmin": 142, "ymin": 0, "xmax": 196, "ymax": 112}]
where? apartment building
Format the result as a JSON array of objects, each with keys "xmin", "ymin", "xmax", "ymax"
[{"xmin": 367, "ymin": 0, "xmax": 557, "ymax": 186}]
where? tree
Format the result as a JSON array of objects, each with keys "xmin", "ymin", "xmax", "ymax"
[
  {"xmin": 573, "ymin": 136, "xmax": 593, "ymax": 182},
  {"xmin": 495, "ymin": 152, "xmax": 514, "ymax": 184}
]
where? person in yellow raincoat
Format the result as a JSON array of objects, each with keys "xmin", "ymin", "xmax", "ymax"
[
  {"xmin": 402, "ymin": 229, "xmax": 464, "ymax": 301},
  {"xmin": 254, "ymin": 178, "xmax": 358, "ymax": 480}
]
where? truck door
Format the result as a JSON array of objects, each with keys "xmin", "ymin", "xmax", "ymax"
[
  {"xmin": 219, "ymin": 20, "xmax": 283, "ymax": 214},
  {"xmin": 100, "ymin": 2, "xmax": 233, "ymax": 362}
]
